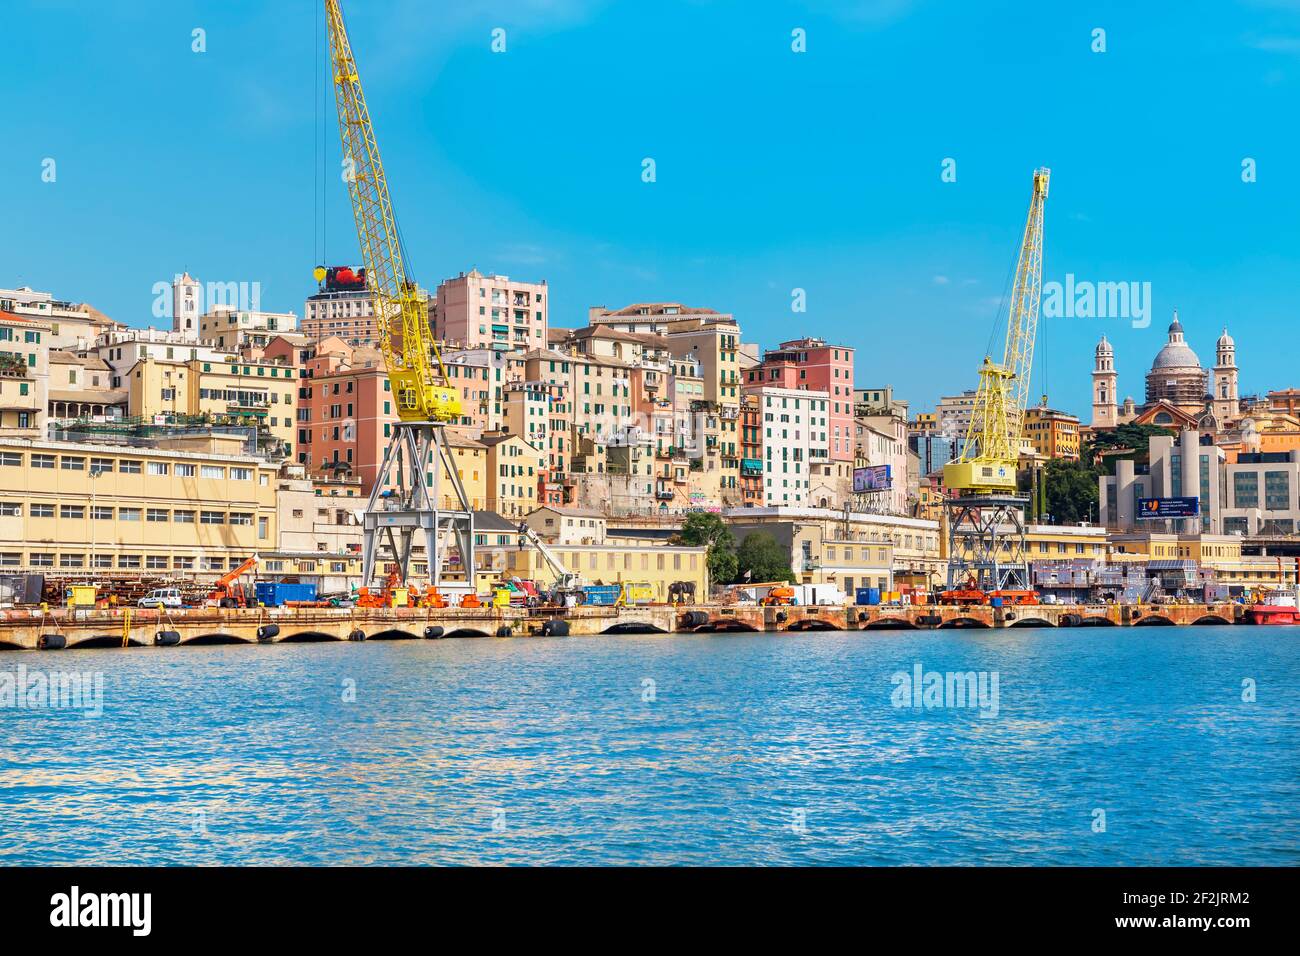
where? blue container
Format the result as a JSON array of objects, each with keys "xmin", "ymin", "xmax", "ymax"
[
  {"xmin": 255, "ymin": 582, "xmax": 318, "ymax": 607},
  {"xmin": 856, "ymin": 587, "xmax": 882, "ymax": 606},
  {"xmin": 581, "ymin": 585, "xmax": 622, "ymax": 607},
  {"xmin": 990, "ymin": 596, "xmax": 1004, "ymax": 608}
]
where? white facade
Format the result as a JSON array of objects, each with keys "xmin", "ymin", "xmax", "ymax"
[{"xmin": 755, "ymin": 386, "xmax": 829, "ymax": 506}]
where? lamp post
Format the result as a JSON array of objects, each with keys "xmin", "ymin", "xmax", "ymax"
[{"xmin": 89, "ymin": 468, "xmax": 103, "ymax": 580}]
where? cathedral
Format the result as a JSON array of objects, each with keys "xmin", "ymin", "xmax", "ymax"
[{"xmin": 1091, "ymin": 312, "xmax": 1239, "ymax": 434}]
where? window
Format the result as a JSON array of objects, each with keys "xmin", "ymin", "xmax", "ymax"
[
  {"xmin": 61, "ymin": 456, "xmax": 86, "ymax": 471},
  {"xmin": 0, "ymin": 502, "xmax": 19, "ymax": 517},
  {"xmin": 29, "ymin": 553, "xmax": 55, "ymax": 567},
  {"xmin": 92, "ymin": 506, "xmax": 113, "ymax": 520},
  {"xmin": 201, "ymin": 510, "xmax": 224, "ymax": 524},
  {"xmin": 119, "ymin": 460, "xmax": 142, "ymax": 474},
  {"xmin": 146, "ymin": 556, "xmax": 169, "ymax": 570},
  {"xmin": 90, "ymin": 457, "xmax": 115, "ymax": 473},
  {"xmin": 0, "ymin": 452, "xmax": 21, "ymax": 467},
  {"xmin": 60, "ymin": 554, "xmax": 85, "ymax": 569},
  {"xmin": 176, "ymin": 463, "xmax": 196, "ymax": 477},
  {"xmin": 173, "ymin": 556, "xmax": 195, "ymax": 570},
  {"xmin": 231, "ymin": 467, "xmax": 252, "ymax": 481},
  {"xmin": 147, "ymin": 461, "xmax": 169, "ymax": 476},
  {"xmin": 147, "ymin": 508, "xmax": 170, "ymax": 522},
  {"xmin": 174, "ymin": 510, "xmax": 196, "ymax": 523},
  {"xmin": 229, "ymin": 512, "xmax": 253, "ymax": 526},
  {"xmin": 60, "ymin": 505, "xmax": 84, "ymax": 519},
  {"xmin": 30, "ymin": 503, "xmax": 55, "ymax": 518},
  {"xmin": 119, "ymin": 508, "xmax": 142, "ymax": 521},
  {"xmin": 201, "ymin": 465, "xmax": 225, "ymax": 480},
  {"xmin": 0, "ymin": 553, "xmax": 19, "ymax": 567},
  {"xmin": 118, "ymin": 555, "xmax": 142, "ymax": 569},
  {"xmin": 31, "ymin": 454, "xmax": 54, "ymax": 469}
]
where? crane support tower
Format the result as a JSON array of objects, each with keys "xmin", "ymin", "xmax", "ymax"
[
  {"xmin": 941, "ymin": 168, "xmax": 1050, "ymax": 592},
  {"xmin": 323, "ymin": 0, "xmax": 474, "ymax": 594}
]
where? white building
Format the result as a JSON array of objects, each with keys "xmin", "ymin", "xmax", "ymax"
[
  {"xmin": 172, "ymin": 273, "xmax": 202, "ymax": 340},
  {"xmin": 753, "ymin": 386, "xmax": 830, "ymax": 507}
]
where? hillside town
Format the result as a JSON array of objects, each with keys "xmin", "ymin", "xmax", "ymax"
[{"xmin": 2, "ymin": 269, "xmax": 1299, "ymax": 609}]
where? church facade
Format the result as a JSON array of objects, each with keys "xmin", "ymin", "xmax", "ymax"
[{"xmin": 1091, "ymin": 313, "xmax": 1239, "ymax": 434}]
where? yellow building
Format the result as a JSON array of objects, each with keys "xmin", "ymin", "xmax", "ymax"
[
  {"xmin": 488, "ymin": 542, "xmax": 709, "ymax": 603},
  {"xmin": 441, "ymin": 427, "xmax": 489, "ymax": 512},
  {"xmin": 0, "ymin": 311, "xmax": 49, "ymax": 438},
  {"xmin": 0, "ymin": 437, "xmax": 277, "ymax": 577},
  {"xmin": 1023, "ymin": 404, "xmax": 1081, "ymax": 460},
  {"xmin": 1109, "ymin": 532, "xmax": 1293, "ymax": 589},
  {"xmin": 480, "ymin": 431, "xmax": 545, "ymax": 519}
]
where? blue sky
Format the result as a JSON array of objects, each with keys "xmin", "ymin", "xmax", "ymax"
[{"xmin": 4, "ymin": 0, "xmax": 1299, "ymax": 418}]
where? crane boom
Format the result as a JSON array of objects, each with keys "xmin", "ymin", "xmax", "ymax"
[
  {"xmin": 323, "ymin": 0, "xmax": 459, "ymax": 423},
  {"xmin": 943, "ymin": 167, "xmax": 1049, "ymax": 494}
]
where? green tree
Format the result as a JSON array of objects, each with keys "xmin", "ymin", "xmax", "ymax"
[
  {"xmin": 1042, "ymin": 457, "xmax": 1100, "ymax": 525},
  {"xmin": 735, "ymin": 532, "xmax": 795, "ymax": 584},
  {"xmin": 675, "ymin": 512, "xmax": 738, "ymax": 585}
]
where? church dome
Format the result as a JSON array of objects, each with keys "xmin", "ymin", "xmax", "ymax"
[
  {"xmin": 1217, "ymin": 328, "xmax": 1234, "ymax": 349},
  {"xmin": 1095, "ymin": 335, "xmax": 1112, "ymax": 355},
  {"xmin": 1150, "ymin": 312, "xmax": 1202, "ymax": 371}
]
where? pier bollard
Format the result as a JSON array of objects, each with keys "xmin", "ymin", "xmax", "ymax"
[
  {"xmin": 154, "ymin": 630, "xmax": 181, "ymax": 647},
  {"xmin": 423, "ymin": 625, "xmax": 444, "ymax": 640},
  {"xmin": 256, "ymin": 624, "xmax": 280, "ymax": 642},
  {"xmin": 348, "ymin": 629, "xmax": 366, "ymax": 642},
  {"xmin": 37, "ymin": 634, "xmax": 66, "ymax": 650}
]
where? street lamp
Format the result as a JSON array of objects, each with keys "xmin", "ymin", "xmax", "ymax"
[{"xmin": 89, "ymin": 468, "xmax": 104, "ymax": 581}]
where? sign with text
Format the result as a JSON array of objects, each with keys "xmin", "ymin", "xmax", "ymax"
[{"xmin": 1137, "ymin": 496, "xmax": 1200, "ymax": 519}]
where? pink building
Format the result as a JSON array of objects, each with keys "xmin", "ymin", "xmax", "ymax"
[
  {"xmin": 430, "ymin": 269, "xmax": 548, "ymax": 352},
  {"xmin": 297, "ymin": 339, "xmax": 395, "ymax": 494},
  {"xmin": 746, "ymin": 337, "xmax": 855, "ymax": 462}
]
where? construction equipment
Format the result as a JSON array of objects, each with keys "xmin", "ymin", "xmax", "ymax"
[
  {"xmin": 943, "ymin": 168, "xmax": 1050, "ymax": 495},
  {"xmin": 323, "ymin": 0, "xmax": 475, "ymax": 597},
  {"xmin": 760, "ymin": 585, "xmax": 797, "ymax": 607},
  {"xmin": 515, "ymin": 523, "xmax": 585, "ymax": 605},
  {"xmin": 209, "ymin": 555, "xmax": 259, "ymax": 608},
  {"xmin": 941, "ymin": 169, "xmax": 1050, "ymax": 593}
]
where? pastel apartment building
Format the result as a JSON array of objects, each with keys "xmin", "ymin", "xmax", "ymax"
[{"xmin": 431, "ymin": 269, "xmax": 548, "ymax": 352}]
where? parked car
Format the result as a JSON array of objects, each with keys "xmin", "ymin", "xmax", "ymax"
[{"xmin": 138, "ymin": 588, "xmax": 184, "ymax": 609}]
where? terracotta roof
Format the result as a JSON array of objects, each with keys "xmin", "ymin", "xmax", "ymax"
[{"xmin": 599, "ymin": 303, "xmax": 720, "ymax": 317}]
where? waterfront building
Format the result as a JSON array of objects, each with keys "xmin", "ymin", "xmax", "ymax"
[
  {"xmin": 430, "ymin": 269, "xmax": 548, "ymax": 352},
  {"xmin": 479, "ymin": 431, "xmax": 546, "ymax": 519},
  {"xmin": 724, "ymin": 506, "xmax": 944, "ymax": 594},
  {"xmin": 488, "ymin": 540, "xmax": 709, "ymax": 603},
  {"xmin": 0, "ymin": 436, "xmax": 277, "ymax": 576}
]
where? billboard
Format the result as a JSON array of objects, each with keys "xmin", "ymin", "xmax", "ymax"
[
  {"xmin": 1137, "ymin": 496, "xmax": 1200, "ymax": 519},
  {"xmin": 853, "ymin": 464, "xmax": 893, "ymax": 492},
  {"xmin": 324, "ymin": 266, "xmax": 367, "ymax": 292}
]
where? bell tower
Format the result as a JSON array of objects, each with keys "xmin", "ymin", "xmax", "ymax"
[
  {"xmin": 1092, "ymin": 335, "xmax": 1118, "ymax": 429},
  {"xmin": 1213, "ymin": 328, "xmax": 1238, "ymax": 424}
]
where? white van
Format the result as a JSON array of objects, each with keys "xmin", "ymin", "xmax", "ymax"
[{"xmin": 138, "ymin": 588, "xmax": 184, "ymax": 609}]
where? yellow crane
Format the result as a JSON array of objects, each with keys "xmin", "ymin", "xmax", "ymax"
[
  {"xmin": 943, "ymin": 167, "xmax": 1050, "ymax": 494},
  {"xmin": 322, "ymin": 0, "xmax": 476, "ymax": 595},
  {"xmin": 322, "ymin": 0, "xmax": 459, "ymax": 424}
]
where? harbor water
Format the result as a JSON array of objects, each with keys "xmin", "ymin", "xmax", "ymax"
[{"xmin": 1, "ymin": 626, "xmax": 1296, "ymax": 865}]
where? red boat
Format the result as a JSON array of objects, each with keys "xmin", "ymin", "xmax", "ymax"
[{"xmin": 1247, "ymin": 590, "xmax": 1300, "ymax": 625}]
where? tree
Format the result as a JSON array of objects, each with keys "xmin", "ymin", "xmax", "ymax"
[
  {"xmin": 1043, "ymin": 457, "xmax": 1100, "ymax": 525},
  {"xmin": 675, "ymin": 512, "xmax": 737, "ymax": 585},
  {"xmin": 735, "ymin": 532, "xmax": 795, "ymax": 584}
]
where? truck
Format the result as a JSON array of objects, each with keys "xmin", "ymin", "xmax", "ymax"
[{"xmin": 254, "ymin": 581, "xmax": 319, "ymax": 607}]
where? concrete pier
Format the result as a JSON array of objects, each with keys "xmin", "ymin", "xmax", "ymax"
[{"xmin": 0, "ymin": 601, "xmax": 1254, "ymax": 651}]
